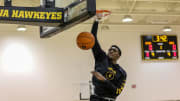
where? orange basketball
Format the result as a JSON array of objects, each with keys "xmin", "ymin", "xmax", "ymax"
[{"xmin": 76, "ymin": 32, "xmax": 95, "ymax": 50}]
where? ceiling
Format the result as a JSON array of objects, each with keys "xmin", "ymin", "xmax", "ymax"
[
  {"xmin": 0, "ymin": 0, "xmax": 180, "ymax": 25},
  {"xmin": 94, "ymin": 0, "xmax": 180, "ymax": 25}
]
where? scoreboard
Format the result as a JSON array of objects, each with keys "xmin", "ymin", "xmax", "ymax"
[{"xmin": 141, "ymin": 35, "xmax": 178, "ymax": 60}]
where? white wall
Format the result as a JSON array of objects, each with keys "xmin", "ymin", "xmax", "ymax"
[
  {"xmin": 0, "ymin": 24, "xmax": 179, "ymax": 101},
  {"xmin": 102, "ymin": 25, "xmax": 180, "ymax": 101}
]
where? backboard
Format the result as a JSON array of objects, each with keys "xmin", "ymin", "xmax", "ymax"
[
  {"xmin": 40, "ymin": 0, "xmax": 96, "ymax": 38},
  {"xmin": 80, "ymin": 81, "xmax": 93, "ymax": 100}
]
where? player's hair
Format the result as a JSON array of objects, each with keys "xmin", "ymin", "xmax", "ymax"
[{"xmin": 111, "ymin": 45, "xmax": 121, "ymax": 56}]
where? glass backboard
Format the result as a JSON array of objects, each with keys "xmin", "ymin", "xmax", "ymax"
[{"xmin": 40, "ymin": 0, "xmax": 96, "ymax": 38}]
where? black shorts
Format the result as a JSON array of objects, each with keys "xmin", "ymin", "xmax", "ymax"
[{"xmin": 90, "ymin": 95, "xmax": 115, "ymax": 101}]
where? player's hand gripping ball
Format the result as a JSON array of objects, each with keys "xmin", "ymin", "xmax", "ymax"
[{"xmin": 76, "ymin": 32, "xmax": 95, "ymax": 50}]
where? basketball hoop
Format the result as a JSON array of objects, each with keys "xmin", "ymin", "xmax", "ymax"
[{"xmin": 96, "ymin": 10, "xmax": 111, "ymax": 22}]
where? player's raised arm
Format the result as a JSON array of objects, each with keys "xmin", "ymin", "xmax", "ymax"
[{"xmin": 91, "ymin": 21, "xmax": 106, "ymax": 61}]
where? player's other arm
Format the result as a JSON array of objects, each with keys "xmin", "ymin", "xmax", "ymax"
[
  {"xmin": 92, "ymin": 71, "xmax": 127, "ymax": 95},
  {"xmin": 91, "ymin": 21, "xmax": 106, "ymax": 61}
]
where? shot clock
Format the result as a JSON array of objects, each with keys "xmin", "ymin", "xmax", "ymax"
[{"xmin": 141, "ymin": 35, "xmax": 178, "ymax": 60}]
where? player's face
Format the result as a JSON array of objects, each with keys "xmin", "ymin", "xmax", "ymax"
[{"xmin": 108, "ymin": 47, "xmax": 120, "ymax": 60}]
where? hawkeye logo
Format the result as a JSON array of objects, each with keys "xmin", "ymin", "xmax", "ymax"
[
  {"xmin": 0, "ymin": 8, "xmax": 63, "ymax": 20},
  {"xmin": 105, "ymin": 67, "xmax": 116, "ymax": 80}
]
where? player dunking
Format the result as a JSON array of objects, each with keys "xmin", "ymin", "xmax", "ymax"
[{"xmin": 90, "ymin": 19, "xmax": 127, "ymax": 101}]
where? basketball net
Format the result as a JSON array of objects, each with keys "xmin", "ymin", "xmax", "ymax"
[{"xmin": 96, "ymin": 10, "xmax": 111, "ymax": 23}]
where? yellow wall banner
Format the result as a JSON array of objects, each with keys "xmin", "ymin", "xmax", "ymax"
[{"xmin": 0, "ymin": 6, "xmax": 64, "ymax": 26}]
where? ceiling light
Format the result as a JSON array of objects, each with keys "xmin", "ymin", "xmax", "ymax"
[
  {"xmin": 122, "ymin": 15, "xmax": 133, "ymax": 23},
  {"xmin": 163, "ymin": 26, "xmax": 172, "ymax": 32},
  {"xmin": 17, "ymin": 25, "xmax": 27, "ymax": 32}
]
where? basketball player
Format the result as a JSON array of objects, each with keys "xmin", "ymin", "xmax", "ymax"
[{"xmin": 90, "ymin": 19, "xmax": 127, "ymax": 101}]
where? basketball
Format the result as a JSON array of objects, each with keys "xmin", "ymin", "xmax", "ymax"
[{"xmin": 76, "ymin": 32, "xmax": 95, "ymax": 50}]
